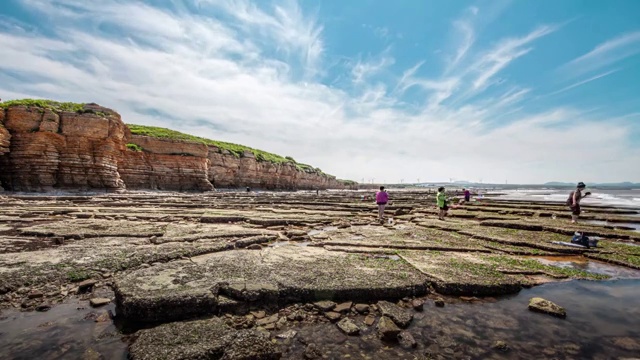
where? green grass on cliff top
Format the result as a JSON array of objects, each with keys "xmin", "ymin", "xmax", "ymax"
[
  {"xmin": 0, "ymin": 99, "xmax": 355, "ymax": 181},
  {"xmin": 127, "ymin": 124, "xmax": 323, "ymax": 173},
  {"xmin": 0, "ymin": 99, "xmax": 85, "ymax": 112}
]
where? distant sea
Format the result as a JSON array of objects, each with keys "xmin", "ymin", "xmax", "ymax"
[{"xmin": 489, "ymin": 188, "xmax": 640, "ymax": 209}]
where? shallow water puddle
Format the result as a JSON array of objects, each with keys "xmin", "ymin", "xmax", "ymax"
[
  {"xmin": 585, "ymin": 220, "xmax": 640, "ymax": 232},
  {"xmin": 0, "ymin": 299, "xmax": 127, "ymax": 360},
  {"xmin": 533, "ymin": 255, "xmax": 640, "ymax": 279},
  {"xmin": 1, "ymin": 280, "xmax": 639, "ymax": 359},
  {"xmin": 280, "ymin": 279, "xmax": 640, "ymax": 359}
]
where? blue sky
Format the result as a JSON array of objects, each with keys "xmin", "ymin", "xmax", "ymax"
[{"xmin": 0, "ymin": 0, "xmax": 639, "ymax": 184}]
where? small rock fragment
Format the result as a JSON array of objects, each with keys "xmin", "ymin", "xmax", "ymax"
[
  {"xmin": 376, "ymin": 316, "xmax": 401, "ymax": 341},
  {"xmin": 303, "ymin": 343, "xmax": 322, "ymax": 359},
  {"xmin": 89, "ymin": 298, "xmax": 111, "ymax": 307},
  {"xmin": 324, "ymin": 311, "xmax": 342, "ymax": 322},
  {"xmin": 493, "ymin": 340, "xmax": 509, "ymax": 351},
  {"xmin": 256, "ymin": 314, "xmax": 279, "ymax": 326},
  {"xmin": 76, "ymin": 279, "xmax": 97, "ymax": 291},
  {"xmin": 398, "ymin": 330, "xmax": 417, "ymax": 348},
  {"xmin": 434, "ymin": 298, "xmax": 445, "ymax": 307},
  {"xmin": 364, "ymin": 315, "xmax": 376, "ymax": 326},
  {"xmin": 336, "ymin": 318, "xmax": 360, "ymax": 335},
  {"xmin": 354, "ymin": 303, "xmax": 369, "ymax": 314},
  {"xmin": 411, "ymin": 299, "xmax": 424, "ymax": 311},
  {"xmin": 313, "ymin": 300, "xmax": 336, "ymax": 312},
  {"xmin": 276, "ymin": 329, "xmax": 297, "ymax": 340},
  {"xmin": 251, "ymin": 310, "xmax": 266, "ymax": 319},
  {"xmin": 528, "ymin": 297, "xmax": 566, "ymax": 318},
  {"xmin": 247, "ymin": 244, "xmax": 262, "ymax": 250},
  {"xmin": 333, "ymin": 301, "xmax": 352, "ymax": 313}
]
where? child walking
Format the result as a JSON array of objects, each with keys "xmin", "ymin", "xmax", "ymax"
[{"xmin": 437, "ymin": 187, "xmax": 448, "ymax": 220}]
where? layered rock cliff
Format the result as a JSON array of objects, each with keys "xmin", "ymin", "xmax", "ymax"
[{"xmin": 0, "ymin": 100, "xmax": 353, "ymax": 192}]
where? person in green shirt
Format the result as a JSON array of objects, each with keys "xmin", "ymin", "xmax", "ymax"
[{"xmin": 437, "ymin": 186, "xmax": 449, "ymax": 220}]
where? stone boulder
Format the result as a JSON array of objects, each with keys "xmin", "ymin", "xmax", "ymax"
[
  {"xmin": 376, "ymin": 316, "xmax": 401, "ymax": 341},
  {"xmin": 128, "ymin": 317, "xmax": 281, "ymax": 360},
  {"xmin": 337, "ymin": 318, "xmax": 360, "ymax": 335},
  {"xmin": 528, "ymin": 297, "xmax": 566, "ymax": 318},
  {"xmin": 377, "ymin": 300, "xmax": 413, "ymax": 328}
]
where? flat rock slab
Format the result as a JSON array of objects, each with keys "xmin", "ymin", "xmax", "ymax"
[
  {"xmin": 114, "ymin": 245, "xmax": 428, "ymax": 322},
  {"xmin": 377, "ymin": 301, "xmax": 413, "ymax": 328},
  {"xmin": 129, "ymin": 317, "xmax": 281, "ymax": 360},
  {"xmin": 337, "ymin": 318, "xmax": 360, "ymax": 335},
  {"xmin": 19, "ymin": 219, "xmax": 166, "ymax": 238},
  {"xmin": 399, "ymin": 251, "xmax": 525, "ymax": 296},
  {"xmin": 528, "ymin": 297, "xmax": 566, "ymax": 318}
]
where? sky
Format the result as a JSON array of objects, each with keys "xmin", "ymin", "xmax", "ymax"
[{"xmin": 0, "ymin": 0, "xmax": 639, "ymax": 184}]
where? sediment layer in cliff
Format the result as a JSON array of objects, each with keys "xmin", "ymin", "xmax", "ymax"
[{"xmin": 0, "ymin": 99, "xmax": 354, "ymax": 192}]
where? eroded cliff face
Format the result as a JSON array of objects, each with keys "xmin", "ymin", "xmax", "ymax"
[
  {"xmin": 0, "ymin": 103, "xmax": 349, "ymax": 192},
  {"xmin": 118, "ymin": 135, "xmax": 214, "ymax": 191},
  {"xmin": 0, "ymin": 104, "xmax": 126, "ymax": 192}
]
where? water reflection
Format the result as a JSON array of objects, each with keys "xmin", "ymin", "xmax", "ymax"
[
  {"xmin": 1, "ymin": 280, "xmax": 638, "ymax": 359},
  {"xmin": 281, "ymin": 279, "xmax": 640, "ymax": 359}
]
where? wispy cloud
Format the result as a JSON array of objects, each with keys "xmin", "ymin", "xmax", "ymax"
[
  {"xmin": 0, "ymin": 1, "xmax": 638, "ymax": 183},
  {"xmin": 351, "ymin": 49, "xmax": 395, "ymax": 84},
  {"xmin": 471, "ymin": 25, "xmax": 558, "ymax": 90},
  {"xmin": 548, "ymin": 69, "xmax": 619, "ymax": 96},
  {"xmin": 564, "ymin": 31, "xmax": 640, "ymax": 75}
]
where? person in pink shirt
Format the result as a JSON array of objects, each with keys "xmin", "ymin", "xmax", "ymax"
[{"xmin": 375, "ymin": 186, "xmax": 389, "ymax": 221}]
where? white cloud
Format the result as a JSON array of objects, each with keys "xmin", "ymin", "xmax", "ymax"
[
  {"xmin": 471, "ymin": 25, "xmax": 557, "ymax": 90},
  {"xmin": 565, "ymin": 31, "xmax": 640, "ymax": 74},
  {"xmin": 547, "ymin": 69, "xmax": 619, "ymax": 96},
  {"xmin": 0, "ymin": 0, "xmax": 638, "ymax": 183}
]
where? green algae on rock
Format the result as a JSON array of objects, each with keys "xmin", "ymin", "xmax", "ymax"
[{"xmin": 528, "ymin": 297, "xmax": 567, "ymax": 318}]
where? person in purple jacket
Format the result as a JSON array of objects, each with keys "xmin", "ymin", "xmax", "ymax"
[{"xmin": 375, "ymin": 186, "xmax": 389, "ymax": 221}]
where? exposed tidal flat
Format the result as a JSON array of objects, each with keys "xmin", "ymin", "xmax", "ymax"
[{"xmin": 0, "ymin": 189, "xmax": 639, "ymax": 359}]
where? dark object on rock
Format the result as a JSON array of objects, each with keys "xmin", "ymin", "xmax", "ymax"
[
  {"xmin": 434, "ymin": 298, "xmax": 445, "ymax": 307},
  {"xmin": 398, "ymin": 330, "xmax": 417, "ymax": 348},
  {"xmin": 35, "ymin": 304, "xmax": 51, "ymax": 312},
  {"xmin": 376, "ymin": 316, "xmax": 401, "ymax": 341},
  {"xmin": 411, "ymin": 299, "xmax": 424, "ymax": 311},
  {"xmin": 528, "ymin": 297, "xmax": 566, "ymax": 318},
  {"xmin": 27, "ymin": 291, "xmax": 43, "ymax": 299},
  {"xmin": 246, "ymin": 244, "xmax": 262, "ymax": 250},
  {"xmin": 337, "ymin": 318, "xmax": 360, "ymax": 335},
  {"xmin": 493, "ymin": 340, "xmax": 509, "ymax": 351},
  {"xmin": 377, "ymin": 300, "xmax": 413, "ymax": 328}
]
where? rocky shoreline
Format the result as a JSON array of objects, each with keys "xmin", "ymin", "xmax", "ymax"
[{"xmin": 0, "ymin": 190, "xmax": 639, "ymax": 359}]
